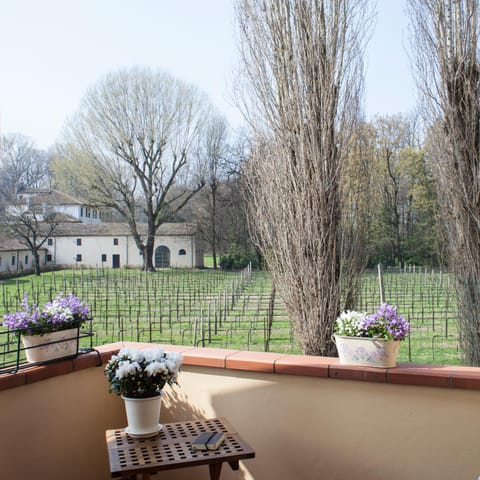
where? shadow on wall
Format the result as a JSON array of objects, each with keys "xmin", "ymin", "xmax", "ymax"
[
  {"xmin": 162, "ymin": 387, "xmax": 208, "ymax": 422},
  {"xmin": 160, "ymin": 366, "xmax": 453, "ymax": 480}
]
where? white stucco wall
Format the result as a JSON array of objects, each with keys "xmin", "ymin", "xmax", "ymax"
[
  {"xmin": 53, "ymin": 205, "xmax": 102, "ymax": 223},
  {"xmin": 49, "ymin": 234, "xmax": 202, "ymax": 268},
  {"xmin": 0, "ymin": 249, "xmax": 46, "ymax": 273},
  {"xmin": 5, "ymin": 204, "xmax": 101, "ymax": 223},
  {"xmin": 52, "ymin": 205, "xmax": 80, "ymax": 219}
]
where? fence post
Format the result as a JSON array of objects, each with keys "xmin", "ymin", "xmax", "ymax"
[{"xmin": 377, "ymin": 264, "xmax": 385, "ymax": 304}]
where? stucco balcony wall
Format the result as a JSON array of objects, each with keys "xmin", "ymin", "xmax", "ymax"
[{"xmin": 1, "ymin": 343, "xmax": 480, "ymax": 480}]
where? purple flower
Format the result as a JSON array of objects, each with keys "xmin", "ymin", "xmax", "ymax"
[
  {"xmin": 359, "ymin": 303, "xmax": 410, "ymax": 341},
  {"xmin": 2, "ymin": 293, "xmax": 90, "ymax": 335}
]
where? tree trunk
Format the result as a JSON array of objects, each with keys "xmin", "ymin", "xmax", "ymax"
[
  {"xmin": 143, "ymin": 236, "xmax": 156, "ymax": 272},
  {"xmin": 211, "ymin": 185, "xmax": 218, "ymax": 269},
  {"xmin": 33, "ymin": 251, "xmax": 41, "ymax": 276}
]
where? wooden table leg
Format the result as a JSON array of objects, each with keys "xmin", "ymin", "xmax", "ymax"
[{"xmin": 208, "ymin": 462, "xmax": 223, "ymax": 480}]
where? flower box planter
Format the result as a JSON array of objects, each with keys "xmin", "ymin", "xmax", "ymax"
[
  {"xmin": 22, "ymin": 327, "xmax": 80, "ymax": 363},
  {"xmin": 1, "ymin": 293, "xmax": 93, "ymax": 373},
  {"xmin": 334, "ymin": 304, "xmax": 409, "ymax": 368},
  {"xmin": 334, "ymin": 334, "xmax": 400, "ymax": 368}
]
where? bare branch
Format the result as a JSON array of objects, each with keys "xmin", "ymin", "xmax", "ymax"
[
  {"xmin": 409, "ymin": 0, "xmax": 480, "ymax": 365},
  {"xmin": 237, "ymin": 0, "xmax": 373, "ymax": 355},
  {"xmin": 57, "ymin": 67, "xmax": 214, "ymax": 271}
]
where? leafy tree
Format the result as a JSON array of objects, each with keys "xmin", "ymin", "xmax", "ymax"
[
  {"xmin": 363, "ymin": 115, "xmax": 441, "ymax": 268},
  {"xmin": 401, "ymin": 148, "xmax": 442, "ymax": 266}
]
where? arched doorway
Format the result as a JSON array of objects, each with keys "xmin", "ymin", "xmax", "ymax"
[{"xmin": 154, "ymin": 246, "xmax": 170, "ymax": 268}]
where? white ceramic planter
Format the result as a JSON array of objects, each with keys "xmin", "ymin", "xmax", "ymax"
[
  {"xmin": 22, "ymin": 328, "xmax": 79, "ymax": 363},
  {"xmin": 122, "ymin": 393, "xmax": 163, "ymax": 438},
  {"xmin": 334, "ymin": 334, "xmax": 400, "ymax": 368}
]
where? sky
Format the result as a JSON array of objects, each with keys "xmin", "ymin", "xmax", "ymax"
[{"xmin": 0, "ymin": 0, "xmax": 416, "ymax": 150}]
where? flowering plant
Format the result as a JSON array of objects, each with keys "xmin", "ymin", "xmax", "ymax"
[
  {"xmin": 104, "ymin": 347, "xmax": 183, "ymax": 398},
  {"xmin": 335, "ymin": 303, "xmax": 410, "ymax": 341},
  {"xmin": 2, "ymin": 293, "xmax": 90, "ymax": 336}
]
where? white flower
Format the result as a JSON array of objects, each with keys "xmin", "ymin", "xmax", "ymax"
[
  {"xmin": 166, "ymin": 352, "xmax": 183, "ymax": 368},
  {"xmin": 105, "ymin": 347, "xmax": 183, "ymax": 396},
  {"xmin": 117, "ymin": 347, "xmax": 132, "ymax": 358},
  {"xmin": 131, "ymin": 350, "xmax": 145, "ymax": 363},
  {"xmin": 165, "ymin": 359, "xmax": 178, "ymax": 374},
  {"xmin": 144, "ymin": 348, "xmax": 165, "ymax": 363},
  {"xmin": 115, "ymin": 360, "xmax": 141, "ymax": 379},
  {"xmin": 335, "ymin": 310, "xmax": 367, "ymax": 337},
  {"xmin": 145, "ymin": 360, "xmax": 168, "ymax": 377},
  {"xmin": 117, "ymin": 347, "xmax": 145, "ymax": 363}
]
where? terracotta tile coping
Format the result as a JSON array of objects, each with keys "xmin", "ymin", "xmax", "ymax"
[{"xmin": 1, "ymin": 341, "xmax": 480, "ymax": 392}]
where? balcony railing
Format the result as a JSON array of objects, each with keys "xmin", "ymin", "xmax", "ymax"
[
  {"xmin": 1, "ymin": 343, "xmax": 480, "ymax": 480},
  {"xmin": 0, "ymin": 321, "xmax": 94, "ymax": 373}
]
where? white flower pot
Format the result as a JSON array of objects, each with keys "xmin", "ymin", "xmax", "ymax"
[
  {"xmin": 122, "ymin": 393, "xmax": 163, "ymax": 438},
  {"xmin": 334, "ymin": 334, "xmax": 400, "ymax": 368},
  {"xmin": 22, "ymin": 328, "xmax": 79, "ymax": 363}
]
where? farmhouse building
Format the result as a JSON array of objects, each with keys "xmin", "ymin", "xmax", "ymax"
[
  {"xmin": 0, "ymin": 237, "xmax": 47, "ymax": 274},
  {"xmin": 48, "ymin": 222, "xmax": 203, "ymax": 269},
  {"xmin": 11, "ymin": 188, "xmax": 102, "ymax": 223},
  {"xmin": 4, "ymin": 189, "xmax": 204, "ymax": 271}
]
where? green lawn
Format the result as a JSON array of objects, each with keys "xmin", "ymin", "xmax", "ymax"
[{"xmin": 0, "ymin": 266, "xmax": 463, "ymax": 366}]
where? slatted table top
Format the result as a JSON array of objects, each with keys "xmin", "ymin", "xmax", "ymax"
[{"xmin": 106, "ymin": 417, "xmax": 255, "ymax": 478}]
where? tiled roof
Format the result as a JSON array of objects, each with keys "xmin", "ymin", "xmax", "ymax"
[
  {"xmin": 16, "ymin": 189, "xmax": 87, "ymax": 206},
  {"xmin": 51, "ymin": 222, "xmax": 197, "ymax": 237},
  {"xmin": 50, "ymin": 212, "xmax": 82, "ymax": 223},
  {"xmin": 0, "ymin": 236, "xmax": 46, "ymax": 252}
]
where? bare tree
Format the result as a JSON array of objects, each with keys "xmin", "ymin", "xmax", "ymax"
[
  {"xmin": 409, "ymin": 0, "xmax": 480, "ymax": 364},
  {"xmin": 237, "ymin": 0, "xmax": 372, "ymax": 355},
  {"xmin": 340, "ymin": 121, "xmax": 376, "ymax": 308},
  {"xmin": 373, "ymin": 115, "xmax": 413, "ymax": 266},
  {"xmin": 59, "ymin": 67, "xmax": 213, "ymax": 271},
  {"xmin": 198, "ymin": 115, "xmax": 230, "ymax": 269},
  {"xmin": 1, "ymin": 204, "xmax": 58, "ymax": 275},
  {"xmin": 0, "ymin": 134, "xmax": 50, "ymax": 202}
]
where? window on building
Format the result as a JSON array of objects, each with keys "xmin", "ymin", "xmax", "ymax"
[
  {"xmin": 47, "ymin": 238, "xmax": 53, "ymax": 246},
  {"xmin": 24, "ymin": 255, "xmax": 28, "ymax": 265},
  {"xmin": 76, "ymin": 254, "xmax": 82, "ymax": 262},
  {"xmin": 11, "ymin": 256, "xmax": 15, "ymax": 266},
  {"xmin": 93, "ymin": 210, "xmax": 97, "ymax": 219},
  {"xmin": 76, "ymin": 238, "xmax": 82, "ymax": 246},
  {"xmin": 80, "ymin": 207, "xmax": 84, "ymax": 217},
  {"xmin": 46, "ymin": 254, "xmax": 52, "ymax": 262},
  {"xmin": 101, "ymin": 254, "xmax": 107, "ymax": 262},
  {"xmin": 178, "ymin": 249, "xmax": 186, "ymax": 256},
  {"xmin": 85, "ymin": 207, "xmax": 91, "ymax": 218},
  {"xmin": 113, "ymin": 238, "xmax": 119, "ymax": 246}
]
